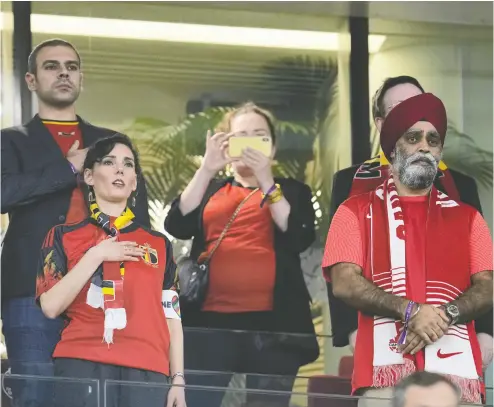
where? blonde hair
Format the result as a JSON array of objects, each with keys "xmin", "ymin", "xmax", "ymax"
[{"xmin": 216, "ymin": 102, "xmax": 277, "ymax": 144}]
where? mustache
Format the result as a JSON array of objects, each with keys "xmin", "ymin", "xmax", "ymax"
[
  {"xmin": 405, "ymin": 152, "xmax": 438, "ymax": 167},
  {"xmin": 54, "ymin": 80, "xmax": 73, "ymax": 87}
]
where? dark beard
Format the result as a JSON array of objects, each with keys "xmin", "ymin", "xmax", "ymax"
[
  {"xmin": 37, "ymin": 88, "xmax": 80, "ymax": 109},
  {"xmin": 393, "ymin": 148, "xmax": 440, "ymax": 190}
]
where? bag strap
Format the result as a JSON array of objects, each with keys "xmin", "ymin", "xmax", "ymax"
[{"xmin": 204, "ymin": 187, "xmax": 259, "ymax": 263}]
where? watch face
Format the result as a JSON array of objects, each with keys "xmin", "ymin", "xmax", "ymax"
[{"xmin": 447, "ymin": 304, "xmax": 460, "ymax": 317}]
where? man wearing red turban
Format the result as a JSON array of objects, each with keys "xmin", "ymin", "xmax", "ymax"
[
  {"xmin": 324, "ymin": 76, "xmax": 492, "ymax": 379},
  {"xmin": 323, "ymin": 92, "xmax": 493, "ymax": 406}
]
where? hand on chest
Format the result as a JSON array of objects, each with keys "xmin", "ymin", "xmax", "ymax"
[{"xmin": 65, "ymin": 227, "xmax": 164, "ymax": 277}]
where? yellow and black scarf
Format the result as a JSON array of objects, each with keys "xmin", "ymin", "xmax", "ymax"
[{"xmin": 86, "ymin": 201, "xmax": 135, "ymax": 345}]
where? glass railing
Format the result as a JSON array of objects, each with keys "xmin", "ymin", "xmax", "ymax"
[
  {"xmin": 181, "ymin": 326, "xmax": 339, "ymax": 401},
  {"xmin": 106, "ymin": 379, "xmax": 363, "ymax": 407},
  {"xmin": 179, "ymin": 370, "xmax": 353, "ymax": 407},
  {"xmin": 181, "ymin": 326, "xmax": 493, "ymax": 395},
  {"xmin": 1, "ymin": 372, "xmax": 100, "ymax": 407},
  {"xmin": 0, "ymin": 326, "xmax": 491, "ymax": 406},
  {"xmin": 1, "ymin": 373, "xmax": 489, "ymax": 407}
]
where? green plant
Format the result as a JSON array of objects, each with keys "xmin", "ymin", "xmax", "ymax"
[{"xmin": 124, "ymin": 56, "xmax": 340, "ymax": 247}]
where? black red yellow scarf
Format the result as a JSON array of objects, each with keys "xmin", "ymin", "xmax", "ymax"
[{"xmin": 86, "ymin": 201, "xmax": 135, "ymax": 345}]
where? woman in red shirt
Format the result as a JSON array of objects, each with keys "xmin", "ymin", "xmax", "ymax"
[
  {"xmin": 36, "ymin": 134, "xmax": 186, "ymax": 407},
  {"xmin": 165, "ymin": 103, "xmax": 318, "ymax": 407}
]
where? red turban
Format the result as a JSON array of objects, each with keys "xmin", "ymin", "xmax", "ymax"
[{"xmin": 380, "ymin": 93, "xmax": 447, "ymax": 160}]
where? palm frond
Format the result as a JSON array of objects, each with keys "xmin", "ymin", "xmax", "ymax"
[
  {"xmin": 260, "ymin": 55, "xmax": 339, "ymax": 131},
  {"xmin": 125, "ymin": 55, "xmax": 341, "ymax": 247},
  {"xmin": 144, "ymin": 156, "xmax": 199, "ymax": 206}
]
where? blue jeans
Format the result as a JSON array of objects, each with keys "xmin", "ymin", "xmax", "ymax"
[{"xmin": 2, "ymin": 296, "xmax": 64, "ymax": 407}]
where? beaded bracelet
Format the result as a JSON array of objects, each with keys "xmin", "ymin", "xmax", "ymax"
[
  {"xmin": 398, "ymin": 301, "xmax": 416, "ymax": 345},
  {"xmin": 267, "ymin": 190, "xmax": 283, "ymax": 204},
  {"xmin": 260, "ymin": 183, "xmax": 281, "ymax": 207},
  {"xmin": 171, "ymin": 372, "xmax": 185, "ymax": 384}
]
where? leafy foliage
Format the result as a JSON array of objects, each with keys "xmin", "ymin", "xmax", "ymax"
[
  {"xmin": 125, "ymin": 54, "xmax": 491, "ymax": 250},
  {"xmin": 124, "ymin": 56, "xmax": 340, "ymax": 247}
]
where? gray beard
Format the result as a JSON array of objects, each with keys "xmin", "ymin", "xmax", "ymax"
[{"xmin": 392, "ymin": 148, "xmax": 440, "ymax": 190}]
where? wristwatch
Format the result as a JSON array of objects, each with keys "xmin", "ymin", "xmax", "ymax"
[{"xmin": 442, "ymin": 304, "xmax": 460, "ymax": 325}]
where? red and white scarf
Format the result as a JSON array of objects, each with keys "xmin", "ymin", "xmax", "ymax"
[{"xmin": 353, "ymin": 176, "xmax": 483, "ymax": 403}]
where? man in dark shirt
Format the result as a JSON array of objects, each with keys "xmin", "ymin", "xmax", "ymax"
[
  {"xmin": 326, "ymin": 75, "xmax": 493, "ymax": 372},
  {"xmin": 1, "ymin": 39, "xmax": 151, "ymax": 407}
]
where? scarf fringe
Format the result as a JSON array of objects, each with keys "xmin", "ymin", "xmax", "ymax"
[
  {"xmin": 372, "ymin": 359, "xmax": 416, "ymax": 388},
  {"xmin": 446, "ymin": 375, "xmax": 482, "ymax": 404},
  {"xmin": 103, "ymin": 328, "xmax": 115, "ymax": 345},
  {"xmin": 103, "ymin": 308, "xmax": 127, "ymax": 346}
]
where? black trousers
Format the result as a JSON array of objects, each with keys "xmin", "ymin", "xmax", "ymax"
[
  {"xmin": 53, "ymin": 358, "xmax": 168, "ymax": 407},
  {"xmin": 184, "ymin": 311, "xmax": 301, "ymax": 407}
]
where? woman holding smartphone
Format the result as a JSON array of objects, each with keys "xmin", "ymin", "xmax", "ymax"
[
  {"xmin": 36, "ymin": 134, "xmax": 186, "ymax": 407},
  {"xmin": 165, "ymin": 102, "xmax": 318, "ymax": 407}
]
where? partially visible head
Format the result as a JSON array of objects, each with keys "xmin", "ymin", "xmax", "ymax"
[
  {"xmin": 216, "ymin": 102, "xmax": 276, "ymax": 177},
  {"xmin": 25, "ymin": 39, "xmax": 82, "ymax": 108},
  {"xmin": 372, "ymin": 76, "xmax": 425, "ymax": 132},
  {"xmin": 392, "ymin": 371, "xmax": 460, "ymax": 407},
  {"xmin": 83, "ymin": 134, "xmax": 140, "ymax": 206},
  {"xmin": 381, "ymin": 93, "xmax": 447, "ymax": 190}
]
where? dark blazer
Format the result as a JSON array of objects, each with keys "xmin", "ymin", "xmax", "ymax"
[
  {"xmin": 1, "ymin": 114, "xmax": 151, "ymax": 301},
  {"xmin": 165, "ymin": 177, "xmax": 319, "ymax": 364},
  {"xmin": 327, "ymin": 164, "xmax": 492, "ymax": 347}
]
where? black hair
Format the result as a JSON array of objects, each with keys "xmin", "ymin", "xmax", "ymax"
[
  {"xmin": 28, "ymin": 38, "xmax": 81, "ymax": 75},
  {"xmin": 372, "ymin": 75, "xmax": 425, "ymax": 120},
  {"xmin": 392, "ymin": 371, "xmax": 460, "ymax": 407},
  {"xmin": 84, "ymin": 133, "xmax": 142, "ymax": 177}
]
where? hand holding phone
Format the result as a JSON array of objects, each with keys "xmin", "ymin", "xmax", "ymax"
[{"xmin": 201, "ymin": 131, "xmax": 233, "ymax": 173}]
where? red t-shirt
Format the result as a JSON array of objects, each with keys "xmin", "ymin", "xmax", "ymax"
[
  {"xmin": 322, "ymin": 198, "xmax": 492, "ymax": 281},
  {"xmin": 42, "ymin": 120, "xmax": 86, "ymax": 224},
  {"xmin": 36, "ymin": 219, "xmax": 178, "ymax": 375},
  {"xmin": 201, "ymin": 183, "xmax": 276, "ymax": 313}
]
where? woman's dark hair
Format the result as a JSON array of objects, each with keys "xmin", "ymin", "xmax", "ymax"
[
  {"xmin": 83, "ymin": 133, "xmax": 142, "ymax": 177},
  {"xmin": 216, "ymin": 101, "xmax": 277, "ymax": 145}
]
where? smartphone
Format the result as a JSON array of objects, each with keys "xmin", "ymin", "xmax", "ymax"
[{"xmin": 228, "ymin": 136, "xmax": 272, "ymax": 158}]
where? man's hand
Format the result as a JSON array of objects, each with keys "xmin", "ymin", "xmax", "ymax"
[
  {"xmin": 400, "ymin": 329, "xmax": 426, "ymax": 355},
  {"xmin": 477, "ymin": 332, "xmax": 493, "ymax": 372},
  {"xmin": 66, "ymin": 140, "xmax": 88, "ymax": 173},
  {"xmin": 407, "ymin": 304, "xmax": 450, "ymax": 344}
]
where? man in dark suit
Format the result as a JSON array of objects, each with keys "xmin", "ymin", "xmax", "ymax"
[
  {"xmin": 1, "ymin": 39, "xmax": 151, "ymax": 407},
  {"xmin": 326, "ymin": 75, "xmax": 493, "ymax": 371}
]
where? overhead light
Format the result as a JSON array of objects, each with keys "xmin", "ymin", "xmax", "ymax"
[{"xmin": 0, "ymin": 13, "xmax": 386, "ymax": 53}]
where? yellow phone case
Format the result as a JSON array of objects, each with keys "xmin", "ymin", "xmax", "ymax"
[{"xmin": 228, "ymin": 136, "xmax": 272, "ymax": 158}]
